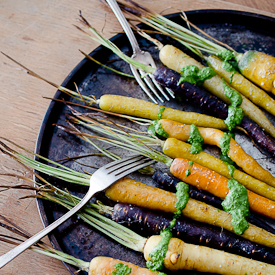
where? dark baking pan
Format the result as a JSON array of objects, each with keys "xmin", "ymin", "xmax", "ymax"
[{"xmin": 35, "ymin": 9, "xmax": 275, "ymax": 275}]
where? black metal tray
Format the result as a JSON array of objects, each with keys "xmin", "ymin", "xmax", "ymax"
[{"xmin": 35, "ymin": 10, "xmax": 275, "ymax": 275}]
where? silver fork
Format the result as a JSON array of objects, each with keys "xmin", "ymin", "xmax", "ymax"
[
  {"xmin": 106, "ymin": 0, "xmax": 175, "ymax": 104},
  {"xmin": 0, "ymin": 155, "xmax": 155, "ymax": 268}
]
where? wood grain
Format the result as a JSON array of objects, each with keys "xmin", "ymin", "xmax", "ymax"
[{"xmin": 0, "ymin": 0, "xmax": 274, "ymax": 274}]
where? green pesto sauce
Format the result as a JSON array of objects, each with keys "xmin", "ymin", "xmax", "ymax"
[
  {"xmin": 222, "ymin": 179, "xmax": 250, "ymax": 235},
  {"xmin": 112, "ymin": 263, "xmax": 131, "ymax": 275},
  {"xmin": 146, "ymin": 229, "xmax": 172, "ymax": 271},
  {"xmin": 223, "ymin": 80, "xmax": 242, "ymax": 107},
  {"xmin": 185, "ymin": 169, "xmax": 191, "ymax": 177},
  {"xmin": 157, "ymin": 107, "xmax": 166, "ymax": 119},
  {"xmin": 228, "ymin": 132, "xmax": 235, "ymax": 139},
  {"xmin": 227, "ymin": 163, "xmax": 236, "ymax": 177},
  {"xmin": 219, "ymin": 133, "xmax": 237, "ymax": 177},
  {"xmin": 147, "ymin": 107, "xmax": 169, "ymax": 138},
  {"xmin": 187, "ymin": 124, "xmax": 204, "ymax": 154},
  {"xmin": 146, "ymin": 182, "xmax": 189, "ymax": 271},
  {"xmin": 220, "ymin": 154, "xmax": 235, "ymax": 165},
  {"xmin": 177, "ymin": 65, "xmax": 216, "ymax": 86},
  {"xmin": 224, "ymin": 106, "xmax": 244, "ymax": 132},
  {"xmin": 220, "ymin": 132, "xmax": 231, "ymax": 156},
  {"xmin": 216, "ymin": 49, "xmax": 239, "ymax": 73},
  {"xmin": 223, "ymin": 79, "xmax": 244, "ymax": 131},
  {"xmin": 148, "ymin": 124, "xmax": 157, "ymax": 137},
  {"xmin": 174, "ymin": 182, "xmax": 190, "ymax": 218},
  {"xmin": 216, "ymin": 49, "xmax": 236, "ymax": 62},
  {"xmin": 220, "ymin": 155, "xmax": 236, "ymax": 177},
  {"xmin": 155, "ymin": 120, "xmax": 169, "ymax": 138},
  {"xmin": 169, "ymin": 217, "xmax": 177, "ymax": 229}
]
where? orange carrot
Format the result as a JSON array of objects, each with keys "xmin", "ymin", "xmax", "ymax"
[
  {"xmin": 170, "ymin": 158, "xmax": 275, "ymax": 219},
  {"xmin": 159, "ymin": 118, "xmax": 275, "ymax": 187},
  {"xmin": 89, "ymin": 257, "xmax": 158, "ymax": 275},
  {"xmin": 106, "ymin": 178, "xmax": 275, "ymax": 248}
]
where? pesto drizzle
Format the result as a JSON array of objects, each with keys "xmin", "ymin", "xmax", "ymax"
[
  {"xmin": 146, "ymin": 182, "xmax": 189, "ymax": 271},
  {"xmin": 177, "ymin": 65, "xmax": 216, "ymax": 86},
  {"xmin": 216, "ymin": 49, "xmax": 239, "ymax": 83},
  {"xmin": 157, "ymin": 107, "xmax": 165, "ymax": 119},
  {"xmin": 222, "ymin": 179, "xmax": 250, "ymax": 235},
  {"xmin": 148, "ymin": 107, "xmax": 169, "ymax": 138},
  {"xmin": 174, "ymin": 182, "xmax": 190, "ymax": 218},
  {"xmin": 112, "ymin": 263, "xmax": 131, "ymax": 275},
  {"xmin": 220, "ymin": 132, "xmax": 231, "ymax": 156},
  {"xmin": 219, "ymin": 133, "xmax": 236, "ymax": 177},
  {"xmin": 223, "ymin": 80, "xmax": 244, "ymax": 131},
  {"xmin": 187, "ymin": 124, "xmax": 204, "ymax": 154}
]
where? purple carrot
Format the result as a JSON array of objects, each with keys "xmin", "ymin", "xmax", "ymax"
[
  {"xmin": 152, "ymin": 169, "xmax": 275, "ymax": 234},
  {"xmin": 112, "ymin": 203, "xmax": 275, "ymax": 265},
  {"xmin": 154, "ymin": 67, "xmax": 275, "ymax": 156}
]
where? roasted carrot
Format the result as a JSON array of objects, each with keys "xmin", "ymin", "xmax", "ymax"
[
  {"xmin": 119, "ymin": 0, "xmax": 275, "ymax": 95},
  {"xmin": 170, "ymin": 158, "xmax": 275, "ymax": 219},
  {"xmin": 158, "ymin": 118, "xmax": 275, "ymax": 187},
  {"xmin": 152, "ymin": 170, "xmax": 275, "ymax": 234},
  {"xmin": 159, "ymin": 44, "xmax": 275, "ymax": 138},
  {"xmin": 89, "ymin": 257, "xmax": 158, "ymax": 275},
  {"xmin": 206, "ymin": 54, "xmax": 275, "ymax": 115},
  {"xmin": 238, "ymin": 51, "xmax": 275, "ymax": 94},
  {"xmin": 112, "ymin": 203, "xmax": 275, "ymax": 265},
  {"xmin": 105, "ymin": 178, "xmax": 275, "ymax": 248},
  {"xmin": 99, "ymin": 94, "xmax": 227, "ymax": 129},
  {"xmin": 162, "ymin": 137, "xmax": 275, "ymax": 201},
  {"xmin": 144, "ymin": 235, "xmax": 275, "ymax": 274}
]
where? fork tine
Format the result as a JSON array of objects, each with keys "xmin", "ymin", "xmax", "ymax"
[
  {"xmin": 165, "ymin": 87, "xmax": 175, "ymax": 98},
  {"xmin": 139, "ymin": 70, "xmax": 164, "ymax": 102},
  {"xmin": 130, "ymin": 65, "xmax": 158, "ymax": 104},
  {"xmin": 106, "ymin": 155, "xmax": 146, "ymax": 173},
  {"xmin": 114, "ymin": 158, "xmax": 156, "ymax": 178},
  {"xmin": 104, "ymin": 155, "xmax": 144, "ymax": 170},
  {"xmin": 148, "ymin": 73, "xmax": 170, "ymax": 101}
]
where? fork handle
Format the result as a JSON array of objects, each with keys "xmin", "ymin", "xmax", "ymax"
[
  {"xmin": 106, "ymin": 0, "xmax": 142, "ymax": 54},
  {"xmin": 0, "ymin": 188, "xmax": 96, "ymax": 269}
]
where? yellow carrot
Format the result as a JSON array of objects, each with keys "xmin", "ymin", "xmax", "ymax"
[
  {"xmin": 144, "ymin": 236, "xmax": 275, "ymax": 275},
  {"xmin": 159, "ymin": 119, "xmax": 275, "ymax": 187},
  {"xmin": 105, "ymin": 178, "xmax": 275, "ymax": 248},
  {"xmin": 159, "ymin": 44, "xmax": 275, "ymax": 138},
  {"xmin": 206, "ymin": 54, "xmax": 275, "ymax": 115},
  {"xmin": 170, "ymin": 158, "xmax": 275, "ymax": 219},
  {"xmin": 89, "ymin": 257, "xmax": 158, "ymax": 275},
  {"xmin": 163, "ymin": 137, "xmax": 275, "ymax": 201},
  {"xmin": 99, "ymin": 94, "xmax": 227, "ymax": 129},
  {"xmin": 238, "ymin": 51, "xmax": 275, "ymax": 94}
]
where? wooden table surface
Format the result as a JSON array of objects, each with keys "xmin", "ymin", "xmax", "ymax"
[{"xmin": 0, "ymin": 0, "xmax": 275, "ymax": 274}]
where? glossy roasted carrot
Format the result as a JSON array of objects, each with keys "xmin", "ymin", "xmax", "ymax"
[
  {"xmin": 89, "ymin": 257, "xmax": 158, "ymax": 275},
  {"xmin": 170, "ymin": 158, "xmax": 275, "ymax": 219},
  {"xmin": 163, "ymin": 138, "xmax": 275, "ymax": 201},
  {"xmin": 144, "ymin": 236, "xmax": 275, "ymax": 274},
  {"xmin": 159, "ymin": 44, "xmax": 275, "ymax": 138},
  {"xmin": 238, "ymin": 51, "xmax": 275, "ymax": 94},
  {"xmin": 159, "ymin": 119, "xmax": 275, "ymax": 187},
  {"xmin": 105, "ymin": 178, "xmax": 275, "ymax": 248},
  {"xmin": 206, "ymin": 54, "xmax": 275, "ymax": 114},
  {"xmin": 99, "ymin": 95, "xmax": 227, "ymax": 129}
]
